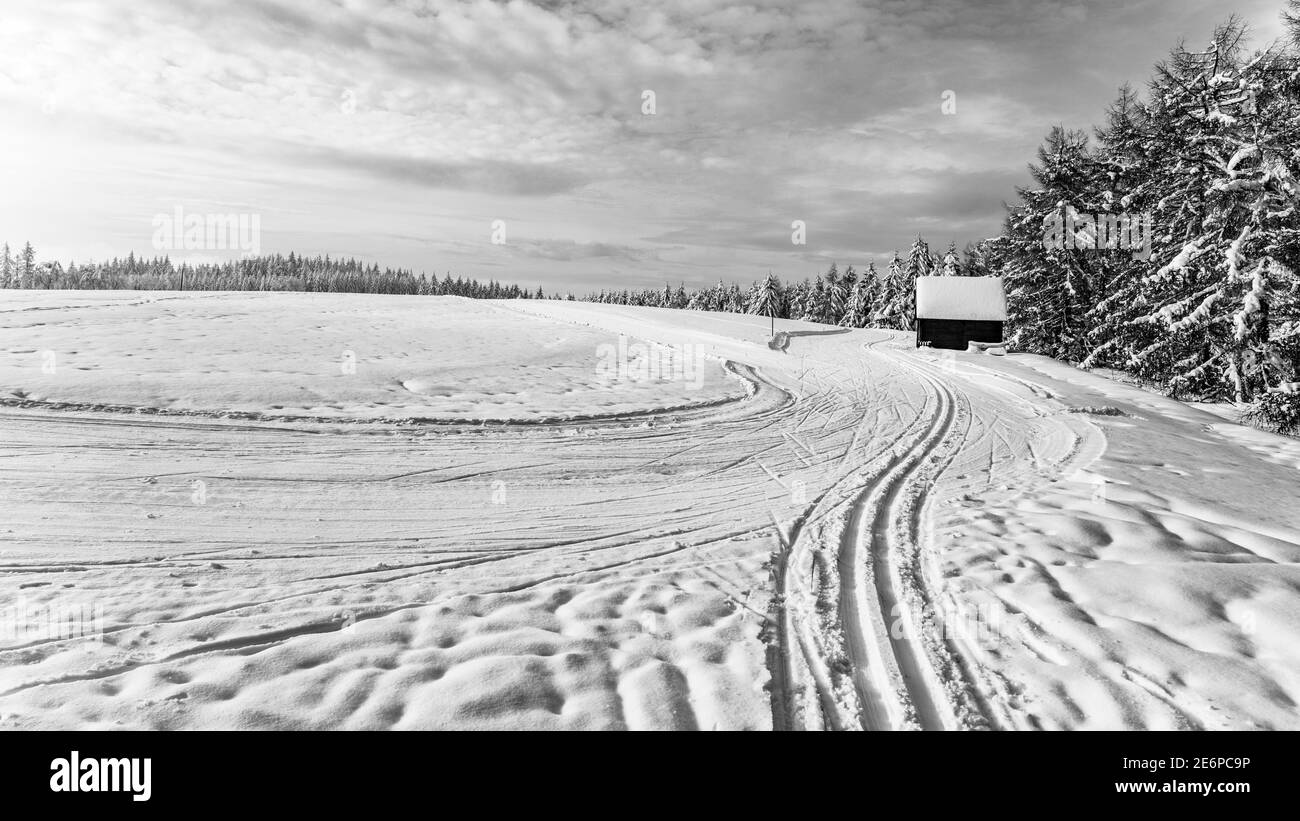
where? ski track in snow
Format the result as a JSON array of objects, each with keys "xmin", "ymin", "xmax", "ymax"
[{"xmin": 1, "ymin": 293, "xmax": 1298, "ymax": 730}]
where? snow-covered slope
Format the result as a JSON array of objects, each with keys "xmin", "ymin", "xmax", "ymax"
[{"xmin": 1, "ymin": 292, "xmax": 1296, "ymax": 730}]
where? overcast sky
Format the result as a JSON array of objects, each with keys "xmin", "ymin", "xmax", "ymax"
[{"xmin": 0, "ymin": 0, "xmax": 1291, "ymax": 292}]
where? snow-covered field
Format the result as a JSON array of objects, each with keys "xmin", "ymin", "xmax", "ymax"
[
  {"xmin": 1, "ymin": 291, "xmax": 1297, "ymax": 730},
  {"xmin": 0, "ymin": 292, "xmax": 743, "ymax": 422}
]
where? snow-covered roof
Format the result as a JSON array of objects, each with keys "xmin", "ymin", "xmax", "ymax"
[{"xmin": 915, "ymin": 276, "xmax": 1007, "ymax": 321}]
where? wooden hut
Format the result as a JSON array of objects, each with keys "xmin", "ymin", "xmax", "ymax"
[{"xmin": 915, "ymin": 276, "xmax": 1007, "ymax": 350}]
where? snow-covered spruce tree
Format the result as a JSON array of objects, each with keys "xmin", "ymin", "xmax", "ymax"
[
  {"xmin": 1001, "ymin": 127, "xmax": 1105, "ymax": 360},
  {"xmin": 941, "ymin": 241, "xmax": 961, "ymax": 276},
  {"xmin": 725, "ymin": 283, "xmax": 746, "ymax": 313},
  {"xmin": 905, "ymin": 236, "xmax": 933, "ymax": 281},
  {"xmin": 865, "ymin": 261, "xmax": 886, "ymax": 322},
  {"xmin": 710, "ymin": 280, "xmax": 727, "ymax": 311},
  {"xmin": 1079, "ymin": 84, "xmax": 1162, "ymax": 372},
  {"xmin": 875, "ymin": 236, "xmax": 933, "ymax": 331},
  {"xmin": 20, "ymin": 242, "xmax": 36, "ymax": 288},
  {"xmin": 823, "ymin": 262, "xmax": 849, "ymax": 324},
  {"xmin": 841, "ymin": 264, "xmax": 857, "ymax": 296},
  {"xmin": 962, "ymin": 239, "xmax": 997, "ymax": 278},
  {"xmin": 872, "ymin": 253, "xmax": 897, "ymax": 329},
  {"xmin": 875, "ymin": 251, "xmax": 911, "ymax": 330},
  {"xmin": 752, "ymin": 272, "xmax": 783, "ymax": 335},
  {"xmin": 841, "ymin": 262, "xmax": 881, "ymax": 327},
  {"xmin": 1128, "ymin": 24, "xmax": 1300, "ymax": 401},
  {"xmin": 786, "ymin": 278, "xmax": 809, "ymax": 321},
  {"xmin": 894, "ymin": 242, "xmax": 928, "ymax": 329},
  {"xmin": 672, "ymin": 283, "xmax": 688, "ymax": 309},
  {"xmin": 801, "ymin": 275, "xmax": 825, "ymax": 322}
]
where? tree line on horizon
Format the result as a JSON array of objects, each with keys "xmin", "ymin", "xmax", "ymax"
[
  {"xmin": 0, "ymin": 245, "xmax": 556, "ymax": 300},
  {"xmin": 581, "ymin": 236, "xmax": 974, "ymax": 332}
]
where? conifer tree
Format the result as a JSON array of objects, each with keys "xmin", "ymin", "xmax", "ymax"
[
  {"xmin": 841, "ymin": 263, "xmax": 880, "ymax": 328},
  {"xmin": 941, "ymin": 242, "xmax": 961, "ymax": 276},
  {"xmin": 752, "ymin": 272, "xmax": 782, "ymax": 335}
]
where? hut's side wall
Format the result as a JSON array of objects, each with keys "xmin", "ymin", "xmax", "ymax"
[{"xmin": 916, "ymin": 319, "xmax": 1003, "ymax": 350}]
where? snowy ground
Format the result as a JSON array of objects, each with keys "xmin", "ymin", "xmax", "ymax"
[
  {"xmin": 1, "ymin": 292, "xmax": 1297, "ymax": 730},
  {"xmin": 0, "ymin": 292, "xmax": 743, "ymax": 422}
]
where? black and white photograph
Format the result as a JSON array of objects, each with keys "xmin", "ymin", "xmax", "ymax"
[{"xmin": 1, "ymin": 0, "xmax": 1299, "ymax": 776}]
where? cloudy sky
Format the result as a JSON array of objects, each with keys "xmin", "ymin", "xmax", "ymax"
[{"xmin": 0, "ymin": 0, "xmax": 1290, "ymax": 292}]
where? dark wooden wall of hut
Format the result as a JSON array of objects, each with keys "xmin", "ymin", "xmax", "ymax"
[{"xmin": 915, "ymin": 319, "xmax": 1004, "ymax": 350}]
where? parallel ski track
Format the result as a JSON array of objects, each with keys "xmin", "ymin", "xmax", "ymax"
[
  {"xmin": 774, "ymin": 336, "xmax": 935, "ymax": 730},
  {"xmin": 773, "ymin": 335, "xmax": 1021, "ymax": 731}
]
